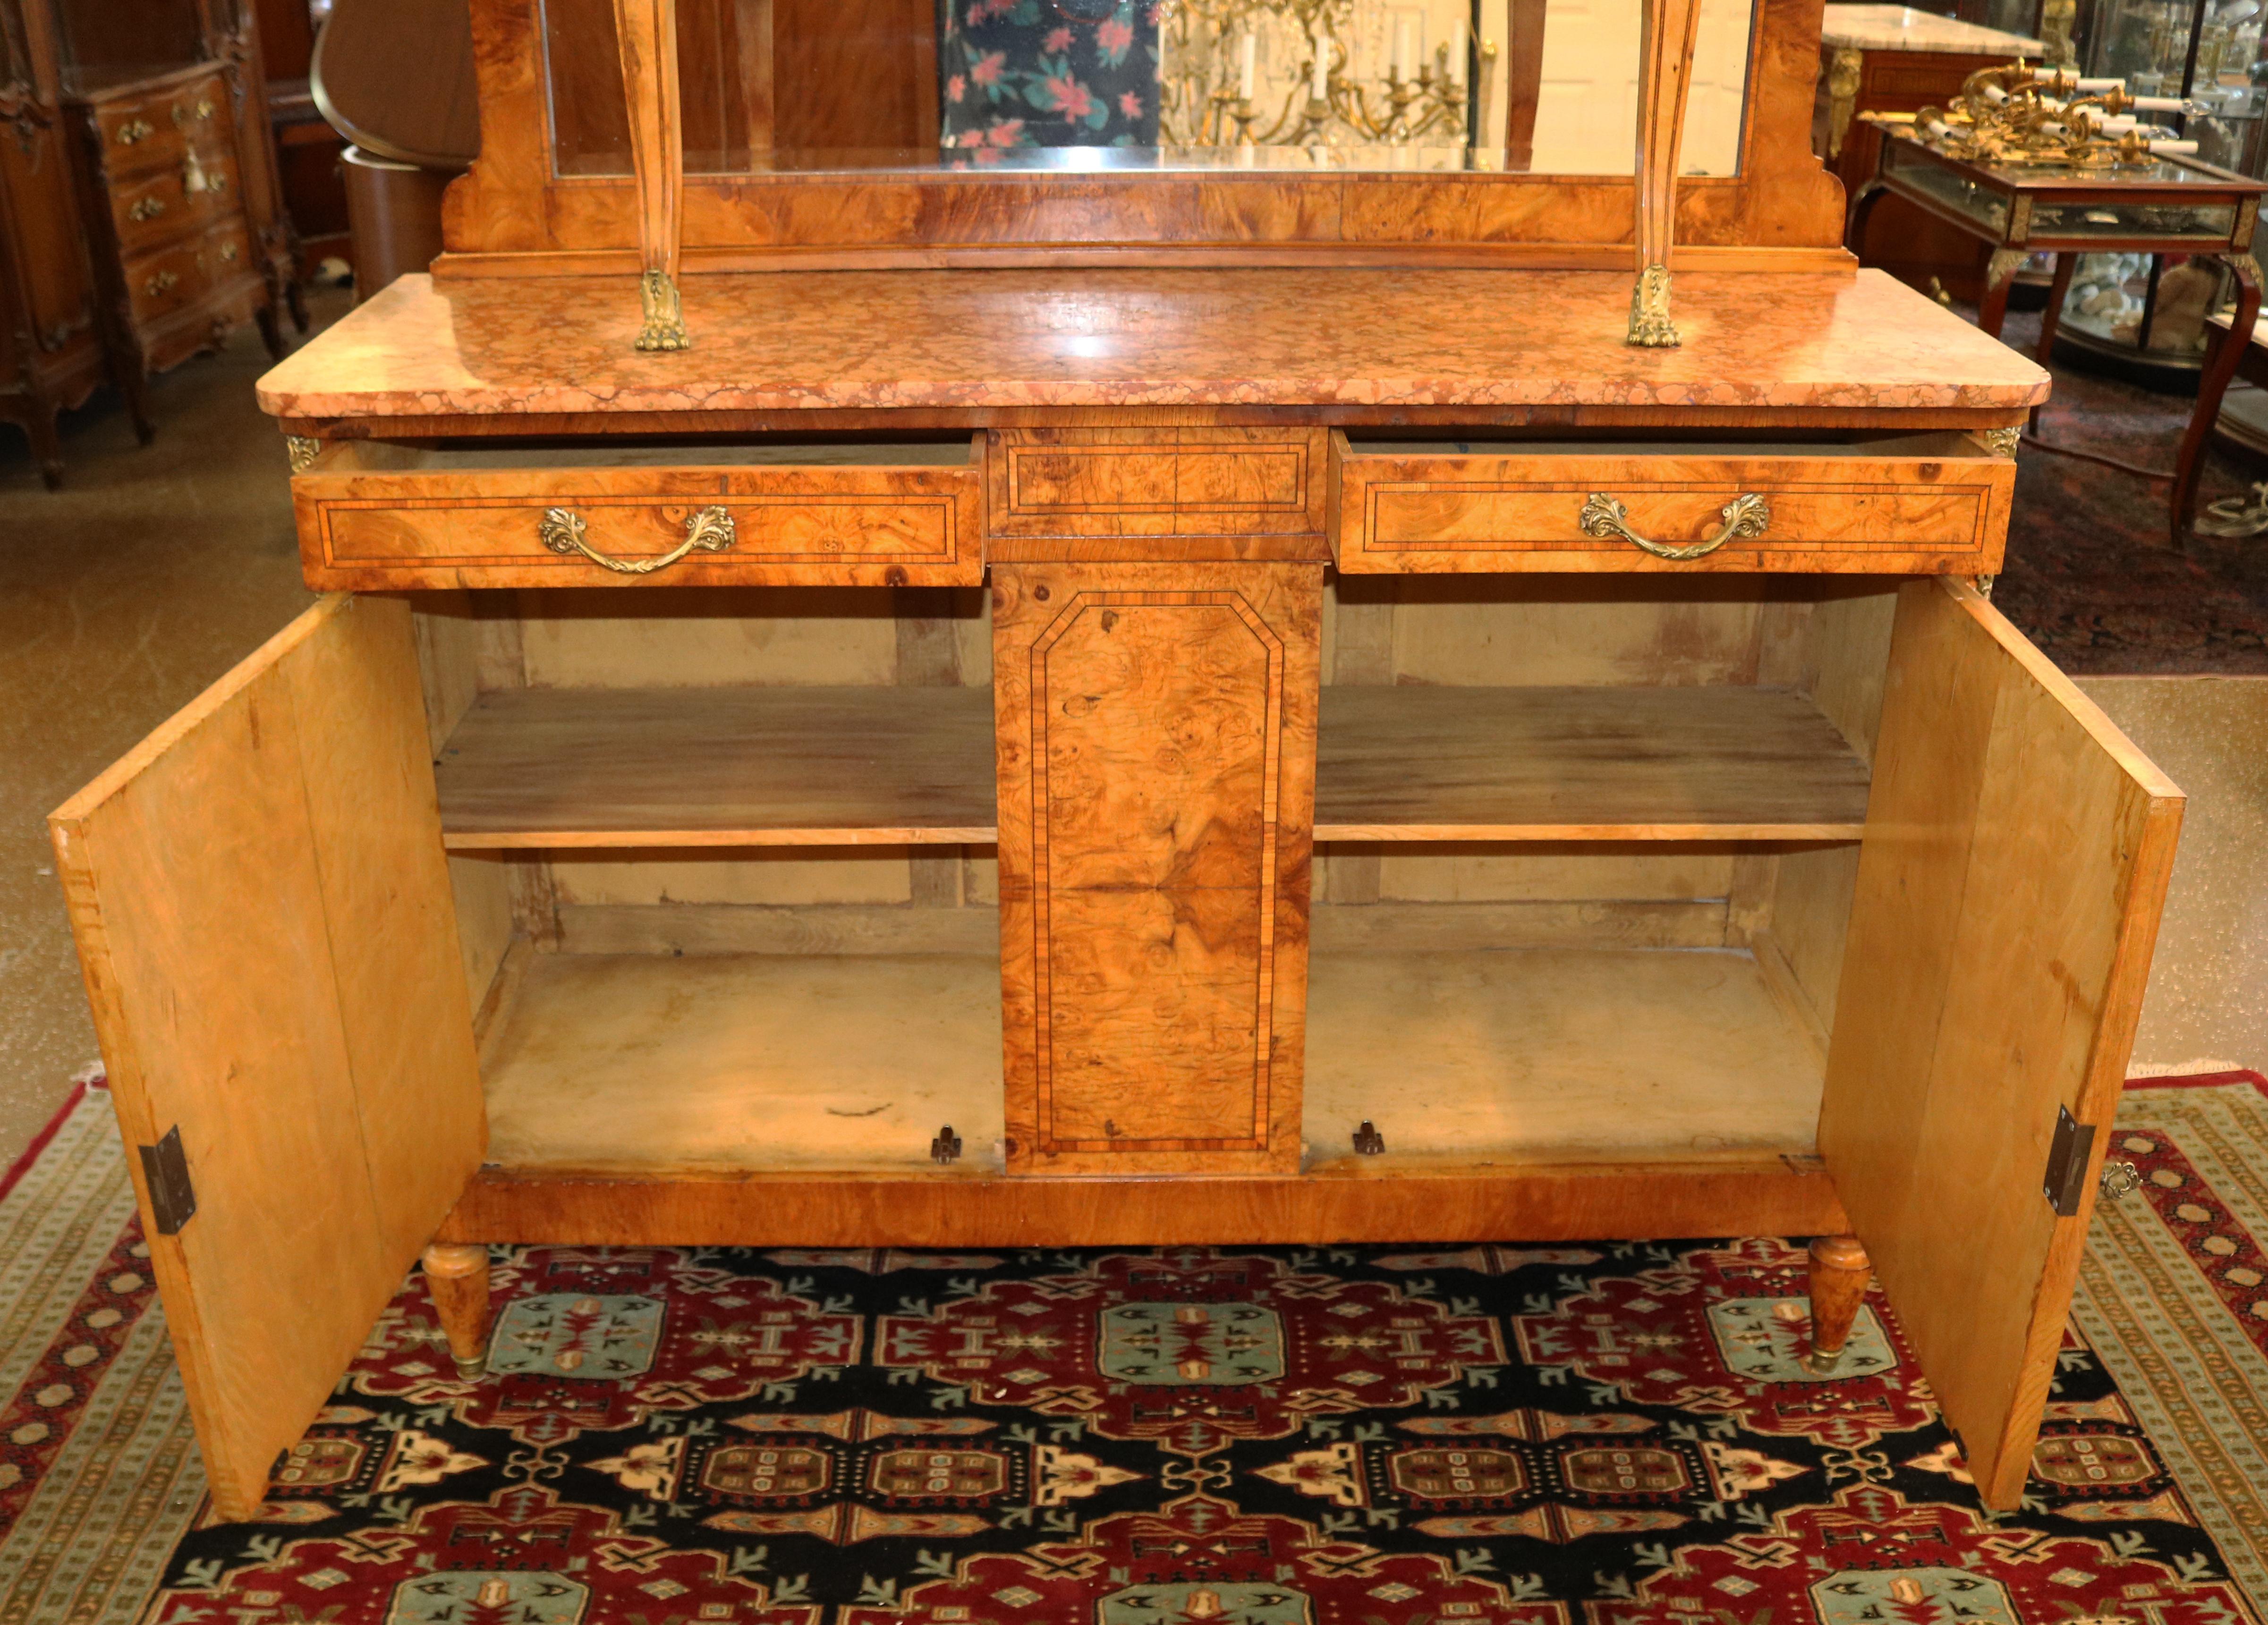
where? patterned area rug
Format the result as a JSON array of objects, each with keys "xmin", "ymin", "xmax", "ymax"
[{"xmin": 3, "ymin": 1078, "xmax": 2266, "ymax": 1624}]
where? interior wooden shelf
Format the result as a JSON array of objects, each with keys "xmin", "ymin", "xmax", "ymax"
[
  {"xmin": 1315, "ymin": 686, "xmax": 1871, "ymax": 841},
  {"xmin": 435, "ymin": 682, "xmax": 1869, "ymax": 850},
  {"xmin": 435, "ymin": 686, "xmax": 997, "ymax": 848},
  {"xmin": 477, "ymin": 941, "xmax": 1821, "ymax": 1181},
  {"xmin": 1304, "ymin": 945, "xmax": 1824, "ymax": 1168}
]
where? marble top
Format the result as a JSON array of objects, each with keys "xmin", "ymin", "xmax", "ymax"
[
  {"xmin": 256, "ymin": 268, "xmax": 2050, "ymax": 420},
  {"xmin": 1822, "ymin": 5, "xmax": 2044, "ymax": 54}
]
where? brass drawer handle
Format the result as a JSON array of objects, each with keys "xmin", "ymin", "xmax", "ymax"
[
  {"xmin": 128, "ymin": 196, "xmax": 166, "ymax": 221},
  {"xmin": 171, "ymin": 99, "xmax": 213, "ymax": 125},
  {"xmin": 1580, "ymin": 491, "xmax": 1772, "ymax": 561},
  {"xmin": 114, "ymin": 118, "xmax": 154, "ymax": 145},
  {"xmin": 2099, "ymin": 1160, "xmax": 2143, "ymax": 1204},
  {"xmin": 540, "ymin": 505, "xmax": 735, "ymax": 574},
  {"xmin": 219, "ymin": 241, "xmax": 239, "ymax": 262},
  {"xmin": 144, "ymin": 270, "xmax": 180, "ymax": 296}
]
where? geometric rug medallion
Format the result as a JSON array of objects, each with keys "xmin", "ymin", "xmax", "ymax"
[{"xmin": 2, "ymin": 1074, "xmax": 2263, "ymax": 1622}]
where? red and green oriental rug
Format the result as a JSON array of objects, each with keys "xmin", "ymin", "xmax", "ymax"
[{"xmin": 3, "ymin": 1071, "xmax": 2266, "ymax": 1623}]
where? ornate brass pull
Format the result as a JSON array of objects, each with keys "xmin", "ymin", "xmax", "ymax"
[
  {"xmin": 1580, "ymin": 491, "xmax": 1772, "ymax": 561},
  {"xmin": 114, "ymin": 118, "xmax": 154, "ymax": 145},
  {"xmin": 540, "ymin": 505, "xmax": 735, "ymax": 574},
  {"xmin": 172, "ymin": 99, "xmax": 213, "ymax": 125},
  {"xmin": 128, "ymin": 196, "xmax": 166, "ymax": 221},
  {"xmin": 219, "ymin": 241, "xmax": 238, "ymax": 262},
  {"xmin": 144, "ymin": 270, "xmax": 179, "ymax": 296}
]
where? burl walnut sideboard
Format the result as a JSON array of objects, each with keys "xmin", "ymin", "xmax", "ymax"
[{"xmin": 48, "ymin": 0, "xmax": 2180, "ymax": 1530}]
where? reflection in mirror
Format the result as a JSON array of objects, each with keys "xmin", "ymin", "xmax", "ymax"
[{"xmin": 540, "ymin": 0, "xmax": 1752, "ymax": 177}]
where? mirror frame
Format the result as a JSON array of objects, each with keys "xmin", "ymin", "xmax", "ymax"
[{"xmin": 436, "ymin": 0, "xmax": 1848, "ymax": 277}]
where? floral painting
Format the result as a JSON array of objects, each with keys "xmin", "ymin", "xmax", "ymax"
[{"xmin": 935, "ymin": 0, "xmax": 1162, "ymax": 154}]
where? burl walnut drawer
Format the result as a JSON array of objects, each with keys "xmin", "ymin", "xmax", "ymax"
[
  {"xmin": 1332, "ymin": 432, "xmax": 2016, "ymax": 574},
  {"xmin": 292, "ymin": 437, "xmax": 986, "ymax": 588},
  {"xmin": 986, "ymin": 428, "xmax": 1329, "ymax": 558}
]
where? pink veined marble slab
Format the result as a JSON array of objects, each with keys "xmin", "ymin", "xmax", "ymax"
[
  {"xmin": 257, "ymin": 267, "xmax": 2050, "ymax": 419},
  {"xmin": 1821, "ymin": 4, "xmax": 2044, "ymax": 54}
]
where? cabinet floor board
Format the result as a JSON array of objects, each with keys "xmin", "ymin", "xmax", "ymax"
[
  {"xmin": 479, "ymin": 950, "xmax": 1007, "ymax": 1176},
  {"xmin": 1306, "ymin": 945, "xmax": 1825, "ymax": 1165}
]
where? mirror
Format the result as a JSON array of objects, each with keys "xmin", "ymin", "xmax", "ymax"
[{"xmin": 540, "ymin": 0, "xmax": 1755, "ymax": 177}]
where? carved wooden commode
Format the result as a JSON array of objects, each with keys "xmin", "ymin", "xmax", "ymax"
[{"xmin": 49, "ymin": 0, "xmax": 2181, "ymax": 1531}]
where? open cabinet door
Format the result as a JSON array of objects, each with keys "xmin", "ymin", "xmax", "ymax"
[
  {"xmin": 1820, "ymin": 576, "xmax": 2182, "ymax": 1511},
  {"xmin": 49, "ymin": 594, "xmax": 484, "ymax": 1522}
]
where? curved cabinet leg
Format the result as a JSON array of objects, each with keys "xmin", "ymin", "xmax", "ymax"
[
  {"xmin": 28, "ymin": 407, "xmax": 65, "ymax": 491},
  {"xmin": 1806, "ymin": 1233, "xmax": 1873, "ymax": 1374},
  {"xmin": 421, "ymin": 1243, "xmax": 493, "ymax": 1380},
  {"xmin": 2174, "ymin": 252, "xmax": 2261, "ymax": 547}
]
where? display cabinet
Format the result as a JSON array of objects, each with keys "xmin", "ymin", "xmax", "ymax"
[{"xmin": 50, "ymin": 0, "xmax": 2182, "ymax": 1544}]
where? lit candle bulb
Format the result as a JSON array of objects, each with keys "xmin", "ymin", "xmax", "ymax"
[{"xmin": 1240, "ymin": 30, "xmax": 1257, "ymax": 102}]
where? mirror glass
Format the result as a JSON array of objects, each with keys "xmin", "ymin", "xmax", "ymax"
[{"xmin": 542, "ymin": 0, "xmax": 1755, "ymax": 178}]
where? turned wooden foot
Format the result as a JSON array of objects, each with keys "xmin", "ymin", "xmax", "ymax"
[
  {"xmin": 1806, "ymin": 1233, "xmax": 1873, "ymax": 1374},
  {"xmin": 421, "ymin": 1243, "xmax": 493, "ymax": 1379}
]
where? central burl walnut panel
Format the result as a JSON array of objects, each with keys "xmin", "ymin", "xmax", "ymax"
[{"xmin": 995, "ymin": 562, "xmax": 1321, "ymax": 1174}]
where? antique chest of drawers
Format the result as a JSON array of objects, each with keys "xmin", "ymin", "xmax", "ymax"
[{"xmin": 64, "ymin": 59, "xmax": 294, "ymax": 439}]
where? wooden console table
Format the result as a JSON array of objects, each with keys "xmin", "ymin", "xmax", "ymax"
[{"xmin": 46, "ymin": 0, "xmax": 2183, "ymax": 1537}]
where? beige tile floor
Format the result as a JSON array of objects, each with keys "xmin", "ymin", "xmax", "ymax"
[{"xmin": 1, "ymin": 320, "xmax": 2263, "ymax": 1167}]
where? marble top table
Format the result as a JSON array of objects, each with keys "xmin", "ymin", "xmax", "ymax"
[{"xmin": 1821, "ymin": 6, "xmax": 2044, "ymax": 55}]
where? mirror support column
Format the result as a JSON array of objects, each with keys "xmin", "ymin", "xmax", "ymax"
[
  {"xmin": 1629, "ymin": 0, "xmax": 1702, "ymax": 346},
  {"xmin": 614, "ymin": 0, "xmax": 689, "ymax": 351}
]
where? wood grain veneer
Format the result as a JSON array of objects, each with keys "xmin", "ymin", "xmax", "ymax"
[
  {"xmin": 1334, "ymin": 432, "xmax": 2015, "ymax": 573},
  {"xmin": 994, "ymin": 562, "xmax": 1320, "ymax": 1176},
  {"xmin": 434, "ymin": 0, "xmax": 1844, "ymax": 270},
  {"xmin": 293, "ymin": 434, "xmax": 985, "ymax": 588}
]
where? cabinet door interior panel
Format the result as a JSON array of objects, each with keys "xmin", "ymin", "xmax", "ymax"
[
  {"xmin": 1334, "ymin": 432, "xmax": 2013, "ymax": 574},
  {"xmin": 47, "ymin": 595, "xmax": 483, "ymax": 1523},
  {"xmin": 994, "ymin": 562, "xmax": 1321, "ymax": 1175},
  {"xmin": 434, "ymin": 686, "xmax": 997, "ymax": 846},
  {"xmin": 1819, "ymin": 576, "xmax": 2182, "ymax": 1512},
  {"xmin": 1315, "ymin": 685, "xmax": 1871, "ymax": 840}
]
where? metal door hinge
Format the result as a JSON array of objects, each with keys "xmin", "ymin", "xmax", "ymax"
[
  {"xmin": 1352, "ymin": 1121, "xmax": 1385, "ymax": 1156},
  {"xmin": 2043, "ymin": 1104, "xmax": 2096, "ymax": 1217},
  {"xmin": 137, "ymin": 1126, "xmax": 196, "ymax": 1234},
  {"xmin": 930, "ymin": 1126, "xmax": 962, "ymax": 1164}
]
